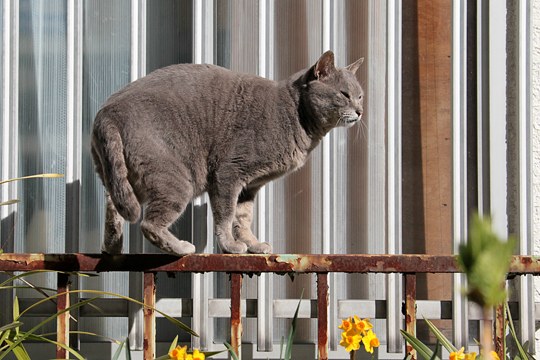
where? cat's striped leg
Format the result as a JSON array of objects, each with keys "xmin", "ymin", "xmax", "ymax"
[
  {"xmin": 140, "ymin": 177, "xmax": 196, "ymax": 256},
  {"xmin": 233, "ymin": 187, "xmax": 272, "ymax": 254},
  {"xmin": 102, "ymin": 193, "xmax": 125, "ymax": 254},
  {"xmin": 209, "ymin": 184, "xmax": 249, "ymax": 254}
]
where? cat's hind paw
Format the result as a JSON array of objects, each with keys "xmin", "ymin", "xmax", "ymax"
[
  {"xmin": 220, "ymin": 241, "xmax": 249, "ymax": 254},
  {"xmin": 247, "ymin": 242, "xmax": 272, "ymax": 254}
]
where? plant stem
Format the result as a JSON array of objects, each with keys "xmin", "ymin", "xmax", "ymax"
[
  {"xmin": 350, "ymin": 350, "xmax": 355, "ymax": 360},
  {"xmin": 482, "ymin": 307, "xmax": 493, "ymax": 360}
]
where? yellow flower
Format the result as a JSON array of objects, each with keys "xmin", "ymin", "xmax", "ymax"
[
  {"xmin": 192, "ymin": 349, "xmax": 205, "ymax": 360},
  {"xmin": 353, "ymin": 315, "xmax": 373, "ymax": 335},
  {"xmin": 490, "ymin": 351, "xmax": 501, "ymax": 360},
  {"xmin": 361, "ymin": 330, "xmax": 380, "ymax": 354},
  {"xmin": 169, "ymin": 345, "xmax": 188, "ymax": 360},
  {"xmin": 464, "ymin": 352, "xmax": 477, "ymax": 360},
  {"xmin": 185, "ymin": 355, "xmax": 193, "ymax": 360},
  {"xmin": 450, "ymin": 347, "xmax": 466, "ymax": 360},
  {"xmin": 339, "ymin": 330, "xmax": 361, "ymax": 352},
  {"xmin": 338, "ymin": 317, "xmax": 354, "ymax": 332}
]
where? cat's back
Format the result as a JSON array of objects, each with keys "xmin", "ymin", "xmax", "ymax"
[{"xmin": 105, "ymin": 63, "xmax": 271, "ymax": 105}]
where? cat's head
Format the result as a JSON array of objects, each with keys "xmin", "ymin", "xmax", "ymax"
[{"xmin": 297, "ymin": 51, "xmax": 364, "ymax": 133}]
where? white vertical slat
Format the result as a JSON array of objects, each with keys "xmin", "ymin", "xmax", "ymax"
[
  {"xmin": 257, "ymin": 0, "xmax": 275, "ymax": 352},
  {"xmin": 192, "ymin": 0, "xmax": 214, "ymax": 350},
  {"xmin": 488, "ymin": 2, "xmax": 508, "ymax": 238},
  {"xmin": 66, "ymin": 0, "xmax": 83, "ymax": 349},
  {"xmin": 66, "ymin": 0, "xmax": 83, "ymax": 252},
  {"xmin": 476, "ymin": 0, "xmax": 491, "ymax": 346},
  {"xmin": 476, "ymin": 0, "xmax": 489, "ymax": 218},
  {"xmin": 452, "ymin": 0, "xmax": 468, "ymax": 349},
  {"xmin": 517, "ymin": 0, "xmax": 534, "ymax": 351},
  {"xmin": 386, "ymin": 0, "xmax": 403, "ymax": 353},
  {"xmin": 128, "ymin": 0, "xmax": 147, "ymax": 351},
  {"xmin": 1, "ymin": 0, "xmax": 19, "ymax": 244},
  {"xmin": 320, "ymin": 0, "xmax": 333, "ymax": 351}
]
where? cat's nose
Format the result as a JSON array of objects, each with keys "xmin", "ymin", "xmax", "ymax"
[{"xmin": 356, "ymin": 110, "xmax": 363, "ymax": 117}]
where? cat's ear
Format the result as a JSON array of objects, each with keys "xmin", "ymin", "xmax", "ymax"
[
  {"xmin": 313, "ymin": 50, "xmax": 336, "ymax": 80},
  {"xmin": 346, "ymin": 57, "xmax": 364, "ymax": 74}
]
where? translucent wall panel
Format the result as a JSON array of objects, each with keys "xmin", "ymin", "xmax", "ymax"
[
  {"xmin": 81, "ymin": 0, "xmax": 131, "ymax": 341},
  {"xmin": 17, "ymin": 0, "xmax": 67, "ymax": 283},
  {"xmin": 146, "ymin": 0, "xmax": 195, "ymax": 343},
  {"xmin": 14, "ymin": 0, "xmax": 68, "ymax": 334}
]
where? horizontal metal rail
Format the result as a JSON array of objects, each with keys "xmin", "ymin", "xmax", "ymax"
[{"xmin": 1, "ymin": 253, "xmax": 538, "ymax": 359}]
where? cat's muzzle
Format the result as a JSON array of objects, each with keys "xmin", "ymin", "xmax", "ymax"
[{"xmin": 341, "ymin": 114, "xmax": 360, "ymax": 127}]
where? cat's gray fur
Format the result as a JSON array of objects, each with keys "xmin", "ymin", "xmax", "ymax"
[{"xmin": 91, "ymin": 51, "xmax": 364, "ymax": 255}]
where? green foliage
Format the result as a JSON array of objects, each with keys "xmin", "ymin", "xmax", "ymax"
[
  {"xmin": 0, "ymin": 271, "xmax": 196, "ymax": 359},
  {"xmin": 457, "ymin": 214, "xmax": 516, "ymax": 308}
]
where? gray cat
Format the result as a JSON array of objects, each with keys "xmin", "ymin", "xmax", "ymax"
[{"xmin": 91, "ymin": 51, "xmax": 364, "ymax": 256}]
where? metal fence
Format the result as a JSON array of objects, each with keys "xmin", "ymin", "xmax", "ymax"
[{"xmin": 1, "ymin": 253, "xmax": 539, "ymax": 360}]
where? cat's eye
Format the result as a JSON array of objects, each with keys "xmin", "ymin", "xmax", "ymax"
[
  {"xmin": 340, "ymin": 91, "xmax": 350, "ymax": 99},
  {"xmin": 359, "ymin": 95, "xmax": 363, "ymax": 100}
]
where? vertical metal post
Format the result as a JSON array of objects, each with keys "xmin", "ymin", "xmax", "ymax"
[
  {"xmin": 517, "ymin": 0, "xmax": 534, "ymax": 352},
  {"xmin": 257, "ymin": 0, "xmax": 274, "ymax": 352},
  {"xmin": 143, "ymin": 273, "xmax": 156, "ymax": 360},
  {"xmin": 386, "ymin": 0, "xmax": 403, "ymax": 353},
  {"xmin": 494, "ymin": 304, "xmax": 505, "ymax": 359},
  {"xmin": 404, "ymin": 274, "xmax": 417, "ymax": 359},
  {"xmin": 128, "ymin": 0, "xmax": 147, "ymax": 351},
  {"xmin": 192, "ymin": 0, "xmax": 214, "ymax": 351},
  {"xmin": 317, "ymin": 273, "xmax": 329, "ymax": 360},
  {"xmin": 230, "ymin": 273, "xmax": 243, "ymax": 359},
  {"xmin": 452, "ymin": 0, "xmax": 469, "ymax": 349},
  {"xmin": 56, "ymin": 273, "xmax": 70, "ymax": 359}
]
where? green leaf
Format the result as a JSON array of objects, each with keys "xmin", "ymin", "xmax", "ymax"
[
  {"xmin": 13, "ymin": 296, "xmax": 20, "ymax": 323},
  {"xmin": 284, "ymin": 291, "xmax": 303, "ymax": 360},
  {"xmin": 505, "ymin": 303, "xmax": 532, "ymax": 360},
  {"xmin": 429, "ymin": 341, "xmax": 441, "ymax": 360},
  {"xmin": 0, "ymin": 322, "xmax": 23, "ymax": 333},
  {"xmin": 3, "ymin": 339, "xmax": 30, "ymax": 360},
  {"xmin": 125, "ymin": 336, "xmax": 132, "ymax": 360},
  {"xmin": 400, "ymin": 330, "xmax": 438, "ymax": 360},
  {"xmin": 112, "ymin": 338, "xmax": 126, "ymax": 360},
  {"xmin": 224, "ymin": 341, "xmax": 239, "ymax": 360},
  {"xmin": 0, "ymin": 200, "xmax": 19, "ymax": 206},
  {"xmin": 0, "ymin": 173, "xmax": 64, "ymax": 186},
  {"xmin": 168, "ymin": 335, "xmax": 179, "ymax": 354},
  {"xmin": 424, "ymin": 318, "xmax": 457, "ymax": 353},
  {"xmin": 22, "ymin": 333, "xmax": 85, "ymax": 360},
  {"xmin": 458, "ymin": 214, "xmax": 516, "ymax": 308}
]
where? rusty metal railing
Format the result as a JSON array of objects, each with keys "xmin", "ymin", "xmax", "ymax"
[{"xmin": 1, "ymin": 253, "xmax": 539, "ymax": 359}]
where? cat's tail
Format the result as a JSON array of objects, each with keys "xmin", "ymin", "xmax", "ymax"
[{"xmin": 91, "ymin": 115, "xmax": 141, "ymax": 223}]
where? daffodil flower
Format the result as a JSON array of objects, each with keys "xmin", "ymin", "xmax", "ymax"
[
  {"xmin": 192, "ymin": 349, "xmax": 205, "ymax": 360},
  {"xmin": 490, "ymin": 351, "xmax": 501, "ymax": 360},
  {"xmin": 361, "ymin": 329, "xmax": 380, "ymax": 354},
  {"xmin": 338, "ymin": 317, "xmax": 354, "ymax": 332},
  {"xmin": 340, "ymin": 330, "xmax": 361, "ymax": 352},
  {"xmin": 353, "ymin": 315, "xmax": 373, "ymax": 335},
  {"xmin": 169, "ymin": 345, "xmax": 188, "ymax": 360},
  {"xmin": 464, "ymin": 352, "xmax": 477, "ymax": 360},
  {"xmin": 450, "ymin": 347, "xmax": 466, "ymax": 360}
]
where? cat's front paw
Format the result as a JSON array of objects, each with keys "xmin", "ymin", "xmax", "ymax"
[
  {"xmin": 248, "ymin": 242, "xmax": 272, "ymax": 254},
  {"xmin": 165, "ymin": 240, "xmax": 196, "ymax": 256}
]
